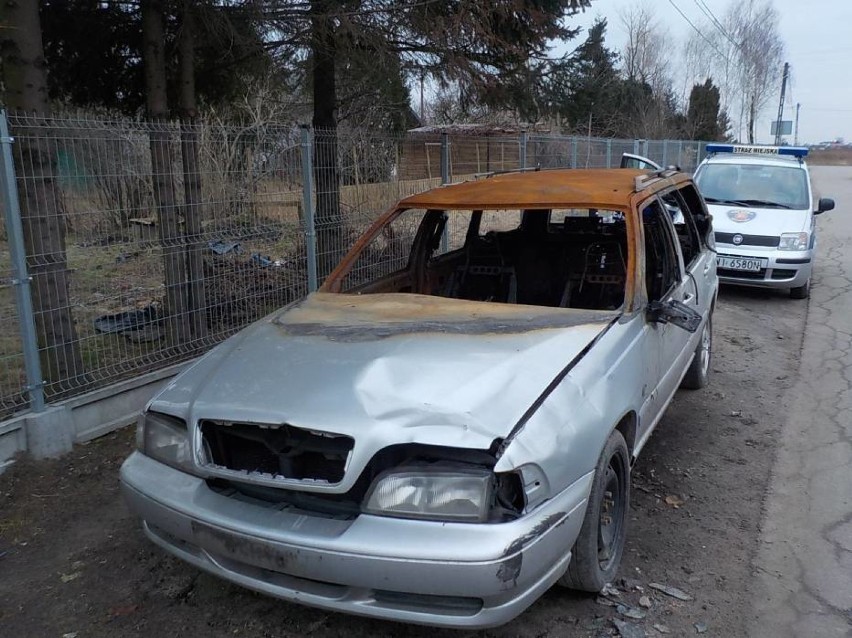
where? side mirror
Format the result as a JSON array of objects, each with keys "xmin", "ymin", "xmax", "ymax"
[
  {"xmin": 647, "ymin": 299, "xmax": 702, "ymax": 333},
  {"xmin": 815, "ymin": 197, "xmax": 835, "ymax": 215}
]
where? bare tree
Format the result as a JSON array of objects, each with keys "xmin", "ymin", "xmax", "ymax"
[
  {"xmin": 683, "ymin": 0, "xmax": 783, "ymax": 142},
  {"xmin": 725, "ymin": 0, "xmax": 784, "ymax": 143},
  {"xmin": 620, "ymin": 4, "xmax": 672, "ymax": 93},
  {"xmin": 0, "ymin": 0, "xmax": 85, "ymax": 397}
]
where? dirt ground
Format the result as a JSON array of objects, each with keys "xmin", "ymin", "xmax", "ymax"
[{"xmin": 0, "ymin": 286, "xmax": 807, "ymax": 638}]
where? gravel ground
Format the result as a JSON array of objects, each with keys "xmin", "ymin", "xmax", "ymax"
[{"xmin": 0, "ymin": 286, "xmax": 807, "ymax": 638}]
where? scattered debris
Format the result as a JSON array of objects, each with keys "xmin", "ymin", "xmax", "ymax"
[
  {"xmin": 250, "ymin": 252, "xmax": 287, "ymax": 268},
  {"xmin": 62, "ymin": 633, "xmax": 79, "ymax": 638},
  {"xmin": 94, "ymin": 306, "xmax": 163, "ymax": 343},
  {"xmin": 115, "ymin": 251, "xmax": 141, "ymax": 263},
  {"xmin": 601, "ymin": 582, "xmax": 622, "ymax": 597},
  {"xmin": 619, "ymin": 577, "xmax": 643, "ymax": 591},
  {"xmin": 616, "ymin": 603, "xmax": 646, "ymax": 620},
  {"xmin": 694, "ymin": 621, "xmax": 708, "ymax": 633},
  {"xmin": 109, "ymin": 603, "xmax": 140, "ymax": 617},
  {"xmin": 729, "ymin": 410, "xmax": 743, "ymax": 417},
  {"xmin": 596, "ymin": 596, "xmax": 618, "ymax": 607},
  {"xmin": 60, "ymin": 572, "xmax": 81, "ymax": 583},
  {"xmin": 613, "ymin": 618, "xmax": 646, "ymax": 638},
  {"xmin": 207, "ymin": 239, "xmax": 242, "ymax": 255},
  {"xmin": 664, "ymin": 495, "xmax": 685, "ymax": 508},
  {"xmin": 649, "ymin": 582, "xmax": 693, "ymax": 601},
  {"xmin": 638, "ymin": 595, "xmax": 652, "ymax": 608},
  {"xmin": 653, "ymin": 624, "xmax": 672, "ymax": 634}
]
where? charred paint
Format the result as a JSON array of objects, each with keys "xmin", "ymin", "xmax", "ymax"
[{"xmin": 275, "ymin": 293, "xmax": 619, "ymax": 340}]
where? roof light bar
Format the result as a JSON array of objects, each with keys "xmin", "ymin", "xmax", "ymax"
[{"xmin": 705, "ymin": 143, "xmax": 808, "ymax": 159}]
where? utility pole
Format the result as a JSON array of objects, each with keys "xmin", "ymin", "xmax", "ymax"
[
  {"xmin": 774, "ymin": 62, "xmax": 789, "ymax": 145},
  {"xmin": 794, "ymin": 102, "xmax": 801, "ymax": 146}
]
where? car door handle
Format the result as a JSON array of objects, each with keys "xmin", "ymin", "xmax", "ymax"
[
  {"xmin": 683, "ymin": 292, "xmax": 695, "ymax": 304},
  {"xmin": 703, "ymin": 262, "xmax": 712, "ymax": 275}
]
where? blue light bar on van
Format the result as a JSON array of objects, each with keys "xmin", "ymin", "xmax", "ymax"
[{"xmin": 705, "ymin": 143, "xmax": 808, "ymax": 158}]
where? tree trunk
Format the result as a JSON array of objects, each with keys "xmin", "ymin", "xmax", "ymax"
[
  {"xmin": 310, "ymin": 0, "xmax": 345, "ymax": 281},
  {"xmin": 142, "ymin": 0, "xmax": 190, "ymax": 346},
  {"xmin": 178, "ymin": 0, "xmax": 208, "ymax": 342},
  {"xmin": 747, "ymin": 95, "xmax": 756, "ymax": 144},
  {"xmin": 0, "ymin": 0, "xmax": 85, "ymax": 399}
]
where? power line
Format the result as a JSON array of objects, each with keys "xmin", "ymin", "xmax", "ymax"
[
  {"xmin": 693, "ymin": 0, "xmax": 740, "ymax": 51},
  {"xmin": 666, "ymin": 0, "xmax": 727, "ymax": 61}
]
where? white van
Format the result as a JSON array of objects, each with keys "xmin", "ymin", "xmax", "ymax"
[{"xmin": 693, "ymin": 144, "xmax": 834, "ymax": 299}]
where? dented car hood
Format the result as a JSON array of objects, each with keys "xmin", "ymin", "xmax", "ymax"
[{"xmin": 151, "ymin": 293, "xmax": 618, "ymax": 455}]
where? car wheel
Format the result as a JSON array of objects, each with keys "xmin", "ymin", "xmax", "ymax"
[
  {"xmin": 790, "ymin": 277, "xmax": 810, "ymax": 299},
  {"xmin": 680, "ymin": 315, "xmax": 712, "ymax": 389},
  {"xmin": 558, "ymin": 430, "xmax": 630, "ymax": 592}
]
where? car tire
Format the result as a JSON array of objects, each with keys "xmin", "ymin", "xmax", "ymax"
[
  {"xmin": 558, "ymin": 429, "xmax": 630, "ymax": 592},
  {"xmin": 680, "ymin": 315, "xmax": 712, "ymax": 389},
  {"xmin": 790, "ymin": 278, "xmax": 810, "ymax": 299}
]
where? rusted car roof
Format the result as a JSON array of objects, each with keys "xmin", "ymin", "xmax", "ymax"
[{"xmin": 399, "ymin": 168, "xmax": 686, "ymax": 210}]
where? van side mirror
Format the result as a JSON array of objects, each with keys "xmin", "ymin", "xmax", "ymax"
[
  {"xmin": 647, "ymin": 299, "xmax": 702, "ymax": 333},
  {"xmin": 816, "ymin": 197, "xmax": 835, "ymax": 214}
]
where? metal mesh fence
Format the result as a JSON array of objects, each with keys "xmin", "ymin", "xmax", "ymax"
[{"xmin": 0, "ymin": 113, "xmax": 713, "ymax": 417}]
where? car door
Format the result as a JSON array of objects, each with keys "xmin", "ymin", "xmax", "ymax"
[
  {"xmin": 638, "ymin": 197, "xmax": 693, "ymax": 435},
  {"xmin": 672, "ymin": 183, "xmax": 717, "ymax": 318},
  {"xmin": 621, "ymin": 153, "xmax": 662, "ymax": 170}
]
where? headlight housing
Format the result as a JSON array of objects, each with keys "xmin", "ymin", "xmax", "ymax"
[
  {"xmin": 363, "ymin": 467, "xmax": 493, "ymax": 523},
  {"xmin": 779, "ymin": 232, "xmax": 809, "ymax": 251},
  {"xmin": 138, "ymin": 411, "xmax": 194, "ymax": 472}
]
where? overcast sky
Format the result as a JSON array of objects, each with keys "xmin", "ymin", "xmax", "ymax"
[{"xmin": 568, "ymin": 0, "xmax": 852, "ymax": 144}]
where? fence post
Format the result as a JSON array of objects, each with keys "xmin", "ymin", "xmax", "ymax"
[
  {"xmin": 606, "ymin": 139, "xmax": 612, "ymax": 168},
  {"xmin": 439, "ymin": 133, "xmax": 450, "ymax": 252},
  {"xmin": 440, "ymin": 132, "xmax": 450, "ymax": 184},
  {"xmin": 0, "ymin": 110, "xmax": 45, "ymax": 412},
  {"xmin": 300, "ymin": 126, "xmax": 318, "ymax": 293},
  {"xmin": 633, "ymin": 139, "xmax": 640, "ymax": 155},
  {"xmin": 571, "ymin": 137, "xmax": 578, "ymax": 169},
  {"xmin": 662, "ymin": 140, "xmax": 669, "ymax": 167},
  {"xmin": 519, "ymin": 130, "xmax": 528, "ymax": 169}
]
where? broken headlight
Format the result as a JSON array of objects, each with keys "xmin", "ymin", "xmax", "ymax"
[
  {"xmin": 363, "ymin": 468, "xmax": 493, "ymax": 523},
  {"xmin": 139, "ymin": 411, "xmax": 193, "ymax": 472}
]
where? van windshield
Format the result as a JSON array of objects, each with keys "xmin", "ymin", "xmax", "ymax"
[{"xmin": 695, "ymin": 163, "xmax": 809, "ymax": 210}]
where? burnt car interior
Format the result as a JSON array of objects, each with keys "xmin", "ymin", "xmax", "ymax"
[{"xmin": 344, "ymin": 208, "xmax": 630, "ymax": 311}]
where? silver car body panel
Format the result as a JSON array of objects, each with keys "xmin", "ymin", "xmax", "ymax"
[
  {"xmin": 152, "ymin": 293, "xmax": 620, "ymax": 493},
  {"xmin": 121, "ymin": 451, "xmax": 592, "ymax": 628}
]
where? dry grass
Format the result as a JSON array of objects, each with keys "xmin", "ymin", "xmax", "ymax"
[{"xmin": 808, "ymin": 147, "xmax": 852, "ymax": 166}]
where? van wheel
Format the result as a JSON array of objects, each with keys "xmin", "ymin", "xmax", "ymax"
[
  {"xmin": 680, "ymin": 316, "xmax": 712, "ymax": 389},
  {"xmin": 790, "ymin": 278, "xmax": 810, "ymax": 299},
  {"xmin": 558, "ymin": 430, "xmax": 630, "ymax": 592}
]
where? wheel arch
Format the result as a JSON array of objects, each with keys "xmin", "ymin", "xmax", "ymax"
[{"xmin": 614, "ymin": 411, "xmax": 638, "ymax": 460}]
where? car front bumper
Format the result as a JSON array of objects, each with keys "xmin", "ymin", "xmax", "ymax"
[
  {"xmin": 715, "ymin": 244, "xmax": 813, "ymax": 289},
  {"xmin": 120, "ymin": 451, "xmax": 592, "ymax": 629}
]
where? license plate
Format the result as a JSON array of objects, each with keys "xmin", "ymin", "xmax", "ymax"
[{"xmin": 717, "ymin": 256, "xmax": 766, "ymax": 272}]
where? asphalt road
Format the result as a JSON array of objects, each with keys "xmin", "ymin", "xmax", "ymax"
[
  {"xmin": 2, "ymin": 170, "xmax": 850, "ymax": 636},
  {"xmin": 749, "ymin": 165, "xmax": 852, "ymax": 637}
]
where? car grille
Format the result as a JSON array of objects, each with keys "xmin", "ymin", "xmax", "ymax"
[
  {"xmin": 715, "ymin": 232, "xmax": 779, "ymax": 247},
  {"xmin": 199, "ymin": 420, "xmax": 354, "ymax": 483}
]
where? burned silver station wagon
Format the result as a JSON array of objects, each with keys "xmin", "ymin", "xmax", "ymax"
[{"xmin": 121, "ymin": 167, "xmax": 718, "ymax": 628}]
